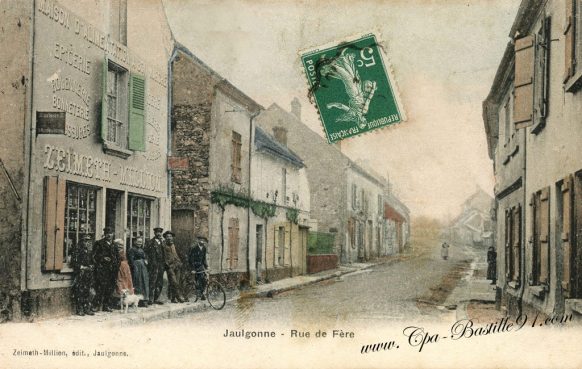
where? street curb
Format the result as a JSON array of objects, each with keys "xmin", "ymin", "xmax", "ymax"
[
  {"xmin": 248, "ymin": 256, "xmax": 402, "ymax": 299},
  {"xmin": 49, "ymin": 256, "xmax": 404, "ymax": 327},
  {"xmin": 100, "ymin": 295, "xmax": 240, "ymax": 328}
]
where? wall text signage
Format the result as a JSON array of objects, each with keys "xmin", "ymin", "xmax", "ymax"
[{"xmin": 37, "ymin": 112, "xmax": 66, "ymax": 134}]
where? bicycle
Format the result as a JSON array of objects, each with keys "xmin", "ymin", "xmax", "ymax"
[{"xmin": 184, "ymin": 270, "xmax": 226, "ymax": 310}]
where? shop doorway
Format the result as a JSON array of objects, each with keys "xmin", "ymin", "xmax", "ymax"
[{"xmin": 105, "ymin": 189, "xmax": 124, "ymax": 240}]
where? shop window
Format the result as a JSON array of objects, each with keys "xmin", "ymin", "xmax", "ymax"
[
  {"xmin": 101, "ymin": 59, "xmax": 146, "ymax": 157},
  {"xmin": 228, "ymin": 218, "xmax": 239, "ymax": 269},
  {"xmin": 231, "ymin": 131, "xmax": 242, "ymax": 183},
  {"xmin": 530, "ymin": 188, "xmax": 550, "ymax": 286},
  {"xmin": 126, "ymin": 195, "xmax": 152, "ymax": 248},
  {"xmin": 43, "ymin": 178, "xmax": 97, "ymax": 272}
]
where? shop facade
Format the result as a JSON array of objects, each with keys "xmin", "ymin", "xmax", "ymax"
[{"xmin": 0, "ymin": 0, "xmax": 172, "ymax": 319}]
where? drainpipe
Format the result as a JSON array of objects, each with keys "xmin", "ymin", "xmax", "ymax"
[
  {"xmin": 246, "ymin": 110, "xmax": 260, "ymax": 286},
  {"xmin": 518, "ymin": 121, "xmax": 527, "ymax": 315}
]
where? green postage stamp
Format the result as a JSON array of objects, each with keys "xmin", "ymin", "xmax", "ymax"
[{"xmin": 301, "ymin": 34, "xmax": 405, "ymax": 143}]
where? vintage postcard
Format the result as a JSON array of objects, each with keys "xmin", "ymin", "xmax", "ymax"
[{"xmin": 1, "ymin": 0, "xmax": 581, "ymax": 368}]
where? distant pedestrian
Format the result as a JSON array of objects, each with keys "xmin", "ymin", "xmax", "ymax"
[
  {"xmin": 145, "ymin": 227, "xmax": 165, "ymax": 305},
  {"xmin": 487, "ymin": 246, "xmax": 497, "ymax": 285},
  {"xmin": 128, "ymin": 237, "xmax": 150, "ymax": 307},
  {"xmin": 71, "ymin": 234, "xmax": 95, "ymax": 316},
  {"xmin": 92, "ymin": 227, "xmax": 120, "ymax": 312},
  {"xmin": 441, "ymin": 242, "xmax": 449, "ymax": 260}
]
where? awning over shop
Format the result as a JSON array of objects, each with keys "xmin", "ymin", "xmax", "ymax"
[{"xmin": 384, "ymin": 203, "xmax": 405, "ymax": 222}]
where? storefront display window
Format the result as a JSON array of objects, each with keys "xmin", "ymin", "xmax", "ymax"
[
  {"xmin": 65, "ymin": 183, "xmax": 98, "ymax": 266},
  {"xmin": 126, "ymin": 195, "xmax": 152, "ymax": 248}
]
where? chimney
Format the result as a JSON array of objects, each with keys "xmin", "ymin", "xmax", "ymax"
[
  {"xmin": 291, "ymin": 97, "xmax": 301, "ymax": 121},
  {"xmin": 272, "ymin": 127, "xmax": 288, "ymax": 146}
]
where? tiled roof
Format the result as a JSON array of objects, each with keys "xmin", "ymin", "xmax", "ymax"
[{"xmin": 254, "ymin": 127, "xmax": 304, "ymax": 168}]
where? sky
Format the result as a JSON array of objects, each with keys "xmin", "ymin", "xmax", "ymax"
[{"xmin": 162, "ymin": 0, "xmax": 522, "ymax": 220}]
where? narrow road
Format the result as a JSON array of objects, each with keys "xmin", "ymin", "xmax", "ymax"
[{"xmin": 152, "ymin": 240, "xmax": 476, "ymax": 328}]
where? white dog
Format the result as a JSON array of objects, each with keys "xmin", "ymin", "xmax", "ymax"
[{"xmin": 120, "ymin": 289, "xmax": 143, "ymax": 314}]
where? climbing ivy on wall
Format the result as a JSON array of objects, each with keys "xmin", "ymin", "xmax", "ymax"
[
  {"xmin": 210, "ymin": 187, "xmax": 278, "ymax": 220},
  {"xmin": 286, "ymin": 208, "xmax": 299, "ymax": 224}
]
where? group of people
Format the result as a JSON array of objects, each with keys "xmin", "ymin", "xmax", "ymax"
[{"xmin": 71, "ymin": 226, "xmax": 209, "ymax": 316}]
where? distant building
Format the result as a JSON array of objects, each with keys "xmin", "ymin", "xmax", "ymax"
[
  {"xmin": 0, "ymin": 0, "xmax": 173, "ymax": 320},
  {"xmin": 449, "ymin": 189, "xmax": 494, "ymax": 247},
  {"xmin": 483, "ymin": 0, "xmax": 582, "ymax": 317},
  {"xmin": 255, "ymin": 102, "xmax": 409, "ymax": 265}
]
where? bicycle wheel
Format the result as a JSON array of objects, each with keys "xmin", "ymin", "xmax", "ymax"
[{"xmin": 205, "ymin": 281, "xmax": 226, "ymax": 310}]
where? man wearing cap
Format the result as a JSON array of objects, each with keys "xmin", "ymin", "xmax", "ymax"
[
  {"xmin": 71, "ymin": 234, "xmax": 95, "ymax": 316},
  {"xmin": 92, "ymin": 227, "xmax": 120, "ymax": 312},
  {"xmin": 189, "ymin": 236, "xmax": 209, "ymax": 300},
  {"xmin": 145, "ymin": 227, "xmax": 165, "ymax": 305},
  {"xmin": 163, "ymin": 231, "xmax": 185, "ymax": 303}
]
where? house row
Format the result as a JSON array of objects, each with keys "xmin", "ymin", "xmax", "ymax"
[
  {"xmin": 0, "ymin": 0, "xmax": 408, "ymax": 320},
  {"xmin": 447, "ymin": 189, "xmax": 495, "ymax": 248},
  {"xmin": 483, "ymin": 0, "xmax": 582, "ymax": 317}
]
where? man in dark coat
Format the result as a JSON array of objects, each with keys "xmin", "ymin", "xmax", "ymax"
[
  {"xmin": 145, "ymin": 227, "xmax": 165, "ymax": 305},
  {"xmin": 71, "ymin": 234, "xmax": 95, "ymax": 316},
  {"xmin": 189, "ymin": 236, "xmax": 209, "ymax": 300},
  {"xmin": 92, "ymin": 227, "xmax": 119, "ymax": 312},
  {"xmin": 163, "ymin": 231, "xmax": 185, "ymax": 303}
]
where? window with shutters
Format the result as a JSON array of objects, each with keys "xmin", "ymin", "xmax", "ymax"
[
  {"xmin": 532, "ymin": 17, "xmax": 551, "ymax": 134},
  {"xmin": 505, "ymin": 209, "xmax": 514, "ymax": 280},
  {"xmin": 531, "ymin": 188, "xmax": 550, "ymax": 287},
  {"xmin": 228, "ymin": 218, "xmax": 239, "ymax": 269},
  {"xmin": 503, "ymin": 95, "xmax": 512, "ymax": 146},
  {"xmin": 282, "ymin": 168, "xmax": 287, "ymax": 205},
  {"xmin": 277, "ymin": 226, "xmax": 285, "ymax": 266},
  {"xmin": 126, "ymin": 195, "xmax": 152, "ymax": 248},
  {"xmin": 505, "ymin": 205, "xmax": 522, "ymax": 284},
  {"xmin": 348, "ymin": 217, "xmax": 356, "ymax": 249},
  {"xmin": 513, "ymin": 16, "xmax": 551, "ymax": 133},
  {"xmin": 564, "ymin": 0, "xmax": 582, "ymax": 92},
  {"xmin": 101, "ymin": 59, "xmax": 146, "ymax": 157},
  {"xmin": 558, "ymin": 176, "xmax": 574, "ymax": 297},
  {"xmin": 378, "ymin": 194, "xmax": 383, "ymax": 216},
  {"xmin": 44, "ymin": 178, "xmax": 99, "ymax": 272},
  {"xmin": 513, "ymin": 35, "xmax": 535, "ymax": 129},
  {"xmin": 231, "ymin": 131, "xmax": 242, "ymax": 183}
]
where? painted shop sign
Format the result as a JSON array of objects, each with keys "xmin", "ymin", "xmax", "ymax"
[
  {"xmin": 37, "ymin": 0, "xmax": 167, "ymax": 88},
  {"xmin": 36, "ymin": 112, "xmax": 65, "ymax": 135},
  {"xmin": 43, "ymin": 144, "xmax": 164, "ymax": 193}
]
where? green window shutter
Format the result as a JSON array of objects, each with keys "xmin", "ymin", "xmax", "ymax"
[
  {"xmin": 101, "ymin": 58, "xmax": 108, "ymax": 142},
  {"xmin": 129, "ymin": 73, "xmax": 146, "ymax": 151}
]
